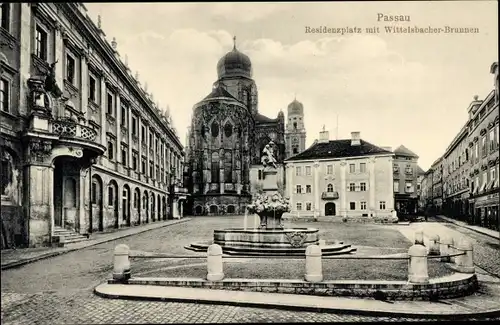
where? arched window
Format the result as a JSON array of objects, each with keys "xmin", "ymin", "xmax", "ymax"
[
  {"xmin": 211, "ymin": 122, "xmax": 219, "ymax": 137},
  {"xmin": 224, "ymin": 122, "xmax": 233, "ymax": 138},
  {"xmin": 211, "ymin": 152, "xmax": 220, "ymax": 183},
  {"xmin": 224, "ymin": 151, "xmax": 232, "ymax": 183},
  {"xmin": 1, "ymin": 149, "xmax": 15, "ymax": 198},
  {"xmin": 327, "ymin": 184, "xmax": 334, "ymax": 192}
]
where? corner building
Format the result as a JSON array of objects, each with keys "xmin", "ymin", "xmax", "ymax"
[
  {"xmin": 0, "ymin": 3, "xmax": 185, "ymax": 248},
  {"xmin": 186, "ymin": 41, "xmax": 285, "ymax": 216},
  {"xmin": 284, "ymin": 130, "xmax": 394, "ymax": 218}
]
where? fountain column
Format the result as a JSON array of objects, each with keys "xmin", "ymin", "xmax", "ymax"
[{"xmin": 286, "ymin": 164, "xmax": 294, "ymax": 209}]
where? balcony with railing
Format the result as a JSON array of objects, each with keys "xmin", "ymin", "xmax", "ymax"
[
  {"xmin": 50, "ymin": 118, "xmax": 106, "ymax": 156},
  {"xmin": 321, "ymin": 191, "xmax": 339, "ymax": 200}
]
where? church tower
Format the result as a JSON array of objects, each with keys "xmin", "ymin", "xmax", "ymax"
[{"xmin": 285, "ymin": 98, "xmax": 307, "ymax": 158}]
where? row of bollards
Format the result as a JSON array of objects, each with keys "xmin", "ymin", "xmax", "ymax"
[{"xmin": 111, "ymin": 233, "xmax": 475, "ymax": 284}]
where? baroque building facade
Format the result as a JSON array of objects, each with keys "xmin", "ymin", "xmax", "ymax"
[
  {"xmin": 420, "ymin": 61, "xmax": 499, "ymax": 231},
  {"xmin": 284, "ymin": 130, "xmax": 394, "ymax": 218},
  {"xmin": 392, "ymin": 145, "xmax": 420, "ymax": 216},
  {"xmin": 0, "ymin": 3, "xmax": 186, "ymax": 249},
  {"xmin": 186, "ymin": 40, "xmax": 285, "ymax": 216}
]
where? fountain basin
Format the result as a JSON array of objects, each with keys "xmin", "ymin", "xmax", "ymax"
[{"xmin": 185, "ymin": 227, "xmax": 357, "ymax": 256}]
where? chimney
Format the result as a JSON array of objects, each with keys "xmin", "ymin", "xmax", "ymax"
[
  {"xmin": 351, "ymin": 131, "xmax": 361, "ymax": 146},
  {"xmin": 318, "ymin": 129, "xmax": 330, "ymax": 143},
  {"xmin": 381, "ymin": 146, "xmax": 392, "ymax": 152}
]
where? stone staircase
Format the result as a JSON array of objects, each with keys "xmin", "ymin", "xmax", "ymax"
[{"xmin": 52, "ymin": 226, "xmax": 90, "ymax": 247}]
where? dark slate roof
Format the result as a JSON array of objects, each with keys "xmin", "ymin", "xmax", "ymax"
[
  {"xmin": 285, "ymin": 139, "xmax": 393, "ymax": 161},
  {"xmin": 202, "ymin": 85, "xmax": 238, "ymax": 101},
  {"xmin": 255, "ymin": 113, "xmax": 278, "ymax": 123},
  {"xmin": 394, "ymin": 145, "xmax": 419, "ymax": 158},
  {"xmin": 416, "ymin": 165, "xmax": 425, "ymax": 175}
]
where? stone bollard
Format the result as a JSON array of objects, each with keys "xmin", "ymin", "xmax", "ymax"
[
  {"xmin": 206, "ymin": 244, "xmax": 224, "ymax": 281},
  {"xmin": 318, "ymin": 239, "xmax": 326, "ymax": 247},
  {"xmin": 414, "ymin": 230, "xmax": 424, "ymax": 245},
  {"xmin": 113, "ymin": 244, "xmax": 131, "ymax": 282},
  {"xmin": 305, "ymin": 245, "xmax": 323, "ymax": 283},
  {"xmin": 439, "ymin": 235, "xmax": 452, "ymax": 262},
  {"xmin": 408, "ymin": 244, "xmax": 429, "ymax": 284},
  {"xmin": 449, "ymin": 238, "xmax": 457, "ymax": 263},
  {"xmin": 454, "ymin": 239, "xmax": 475, "ymax": 274},
  {"xmin": 428, "ymin": 234, "xmax": 440, "ymax": 256}
]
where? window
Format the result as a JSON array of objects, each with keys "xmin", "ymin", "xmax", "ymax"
[
  {"xmin": 492, "ymin": 167, "xmax": 497, "ymax": 183},
  {"xmin": 405, "ymin": 166, "xmax": 413, "ymax": 174},
  {"xmin": 305, "ymin": 166, "xmax": 311, "ymax": 176},
  {"xmin": 349, "ymin": 183, "xmax": 355, "ymax": 191},
  {"xmin": 121, "ymin": 147, "xmax": 127, "ymax": 166},
  {"xmin": 379, "ymin": 201, "xmax": 386, "ymax": 210},
  {"xmin": 88, "ymin": 74, "xmax": 96, "ymax": 102},
  {"xmin": 474, "ymin": 143, "xmax": 479, "ymax": 161},
  {"xmin": 481, "ymin": 136, "xmax": 487, "ymax": 157},
  {"xmin": 417, "ymin": 184, "xmax": 421, "ymax": 191},
  {"xmin": 306, "ymin": 202, "xmax": 312, "ymax": 211},
  {"xmin": 107, "ymin": 141, "xmax": 114, "ymax": 160},
  {"xmin": 393, "ymin": 164, "xmax": 399, "ymax": 173},
  {"xmin": 141, "ymin": 126, "xmax": 146, "ymax": 142},
  {"xmin": 327, "ymin": 165, "xmax": 333, "ymax": 175},
  {"xmin": 293, "ymin": 147, "xmax": 299, "ymax": 154},
  {"xmin": 296, "ymin": 185, "xmax": 302, "ymax": 194},
  {"xmin": 349, "ymin": 164, "xmax": 355, "ymax": 173},
  {"xmin": 490, "ymin": 129, "xmax": 495, "ymax": 151},
  {"xmin": 108, "ymin": 186, "xmax": 114, "ymax": 206},
  {"xmin": 295, "ymin": 166, "xmax": 301, "ymax": 176},
  {"xmin": 405, "ymin": 182, "xmax": 414, "ymax": 193},
  {"xmin": 149, "ymin": 161, "xmax": 154, "ymax": 178},
  {"xmin": 35, "ymin": 25, "xmax": 48, "ymax": 60},
  {"xmin": 360, "ymin": 182, "xmax": 366, "ymax": 191},
  {"xmin": 360, "ymin": 163, "xmax": 366, "ymax": 173},
  {"xmin": 360, "ymin": 201, "xmax": 367, "ymax": 210},
  {"xmin": 349, "ymin": 202, "xmax": 356, "ymax": 210},
  {"xmin": 121, "ymin": 104, "xmax": 127, "ymax": 126},
  {"xmin": 132, "ymin": 153, "xmax": 138, "ymax": 171},
  {"xmin": 1, "ymin": 3, "xmax": 10, "ymax": 31},
  {"xmin": 258, "ymin": 170, "xmax": 263, "ymax": 180},
  {"xmin": 149, "ymin": 133, "xmax": 153, "ymax": 148},
  {"xmin": 132, "ymin": 115, "xmax": 137, "ymax": 136},
  {"xmin": 141, "ymin": 157, "xmax": 146, "ymax": 174},
  {"xmin": 91, "ymin": 181, "xmax": 97, "ymax": 204},
  {"xmin": 327, "ymin": 183, "xmax": 334, "ymax": 192},
  {"xmin": 296, "ymin": 202, "xmax": 302, "ymax": 210},
  {"xmin": 106, "ymin": 92, "xmax": 114, "ymax": 115},
  {"xmin": 65, "ymin": 53, "xmax": 75, "ymax": 84},
  {"xmin": 306, "ymin": 185, "xmax": 311, "ymax": 193},
  {"xmin": 0, "ymin": 77, "xmax": 10, "ymax": 113},
  {"xmin": 393, "ymin": 180, "xmax": 399, "ymax": 192}
]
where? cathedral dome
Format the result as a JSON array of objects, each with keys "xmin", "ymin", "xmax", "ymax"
[
  {"xmin": 217, "ymin": 39, "xmax": 252, "ymax": 79},
  {"xmin": 287, "ymin": 99, "xmax": 303, "ymax": 115}
]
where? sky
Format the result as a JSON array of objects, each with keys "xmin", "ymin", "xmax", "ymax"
[{"xmin": 84, "ymin": 1, "xmax": 498, "ymax": 171}]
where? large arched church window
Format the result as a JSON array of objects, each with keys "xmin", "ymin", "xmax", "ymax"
[
  {"xmin": 327, "ymin": 184, "xmax": 334, "ymax": 192},
  {"xmin": 211, "ymin": 152, "xmax": 220, "ymax": 183},
  {"xmin": 211, "ymin": 122, "xmax": 219, "ymax": 138},
  {"xmin": 224, "ymin": 151, "xmax": 232, "ymax": 183},
  {"xmin": 224, "ymin": 122, "xmax": 233, "ymax": 138}
]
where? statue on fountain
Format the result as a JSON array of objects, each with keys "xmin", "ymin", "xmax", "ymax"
[{"xmin": 247, "ymin": 140, "xmax": 290, "ymax": 229}]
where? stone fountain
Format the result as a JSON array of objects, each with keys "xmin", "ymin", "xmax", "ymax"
[{"xmin": 185, "ymin": 141, "xmax": 356, "ymax": 256}]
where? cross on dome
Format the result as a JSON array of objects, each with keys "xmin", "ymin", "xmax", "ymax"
[{"xmin": 233, "ymin": 36, "xmax": 237, "ymax": 50}]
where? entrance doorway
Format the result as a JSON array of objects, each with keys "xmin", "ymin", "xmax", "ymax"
[
  {"xmin": 108, "ymin": 180, "xmax": 119, "ymax": 228},
  {"xmin": 91, "ymin": 175, "xmax": 104, "ymax": 232},
  {"xmin": 53, "ymin": 157, "xmax": 79, "ymax": 230},
  {"xmin": 325, "ymin": 202, "xmax": 336, "ymax": 216},
  {"xmin": 122, "ymin": 185, "xmax": 131, "ymax": 227}
]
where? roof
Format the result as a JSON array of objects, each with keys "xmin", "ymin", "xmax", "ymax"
[
  {"xmin": 394, "ymin": 145, "xmax": 419, "ymax": 158},
  {"xmin": 202, "ymin": 85, "xmax": 238, "ymax": 101},
  {"xmin": 255, "ymin": 113, "xmax": 279, "ymax": 124},
  {"xmin": 416, "ymin": 165, "xmax": 425, "ymax": 175},
  {"xmin": 285, "ymin": 139, "xmax": 393, "ymax": 161}
]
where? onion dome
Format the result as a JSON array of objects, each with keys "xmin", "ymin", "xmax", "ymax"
[
  {"xmin": 217, "ymin": 36, "xmax": 252, "ymax": 79},
  {"xmin": 287, "ymin": 98, "xmax": 304, "ymax": 115}
]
